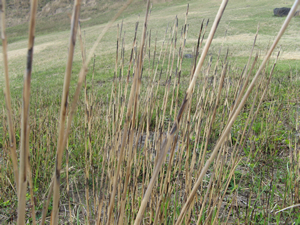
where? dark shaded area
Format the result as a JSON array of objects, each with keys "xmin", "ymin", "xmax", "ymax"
[
  {"xmin": 184, "ymin": 54, "xmax": 193, "ymax": 58},
  {"xmin": 273, "ymin": 7, "xmax": 290, "ymax": 17}
]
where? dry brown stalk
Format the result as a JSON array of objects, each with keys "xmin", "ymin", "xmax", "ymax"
[
  {"xmin": 134, "ymin": 1, "xmax": 229, "ymax": 224},
  {"xmin": 212, "ymin": 158, "xmax": 241, "ymax": 224},
  {"xmin": 159, "ymin": 17, "xmax": 177, "ymax": 133},
  {"xmin": 153, "ymin": 135, "xmax": 178, "ymax": 224},
  {"xmin": 172, "ymin": 6, "xmax": 189, "ymax": 120},
  {"xmin": 227, "ymin": 25, "xmax": 259, "ymax": 124},
  {"xmin": 117, "ymin": 22, "xmax": 138, "ymax": 136},
  {"xmin": 66, "ymin": 149, "xmax": 73, "ymax": 225},
  {"xmin": 82, "ymin": 31, "xmax": 92, "ymax": 225},
  {"xmin": 200, "ymin": 55, "xmax": 228, "ymax": 173},
  {"xmin": 117, "ymin": 116, "xmax": 144, "ymax": 224},
  {"xmin": 107, "ymin": 1, "xmax": 150, "ymax": 223},
  {"xmin": 51, "ymin": 1, "xmax": 81, "ymax": 223},
  {"xmin": 223, "ymin": 55, "xmax": 279, "ymax": 225},
  {"xmin": 0, "ymin": 0, "xmax": 19, "ymax": 194},
  {"xmin": 186, "ymin": 60, "xmax": 227, "ymax": 223},
  {"xmin": 115, "ymin": 22, "xmax": 143, "ymax": 221},
  {"xmin": 175, "ymin": 0, "xmax": 300, "ymax": 223},
  {"xmin": 242, "ymin": 53, "xmax": 279, "ymax": 158},
  {"xmin": 48, "ymin": 0, "xmax": 134, "ymax": 223},
  {"xmin": 26, "ymin": 156, "xmax": 36, "ymax": 225},
  {"xmin": 17, "ymin": 0, "xmax": 38, "ymax": 224},
  {"xmin": 196, "ymin": 172, "xmax": 215, "ymax": 225},
  {"xmin": 118, "ymin": 23, "xmax": 156, "ymax": 224},
  {"xmin": 77, "ymin": 21, "xmax": 96, "ymax": 223}
]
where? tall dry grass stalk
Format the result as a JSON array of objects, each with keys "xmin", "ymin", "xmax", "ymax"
[
  {"xmin": 134, "ymin": 0, "xmax": 229, "ymax": 223},
  {"xmin": 0, "ymin": 0, "xmax": 19, "ymax": 193},
  {"xmin": 175, "ymin": 0, "xmax": 300, "ymax": 223},
  {"xmin": 51, "ymin": 1, "xmax": 81, "ymax": 223},
  {"xmin": 107, "ymin": 1, "xmax": 151, "ymax": 223},
  {"xmin": 51, "ymin": 0, "xmax": 134, "ymax": 223},
  {"xmin": 16, "ymin": 0, "xmax": 38, "ymax": 224}
]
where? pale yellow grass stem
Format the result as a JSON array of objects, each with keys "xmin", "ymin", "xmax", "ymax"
[
  {"xmin": 17, "ymin": 0, "xmax": 38, "ymax": 224},
  {"xmin": 134, "ymin": 1, "xmax": 229, "ymax": 224},
  {"xmin": 0, "ymin": 0, "xmax": 19, "ymax": 194}
]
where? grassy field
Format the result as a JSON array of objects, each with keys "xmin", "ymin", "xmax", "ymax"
[{"xmin": 0, "ymin": 0, "xmax": 299, "ymax": 224}]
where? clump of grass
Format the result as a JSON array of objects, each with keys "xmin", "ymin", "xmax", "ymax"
[{"xmin": 1, "ymin": 0, "xmax": 300, "ymax": 224}]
